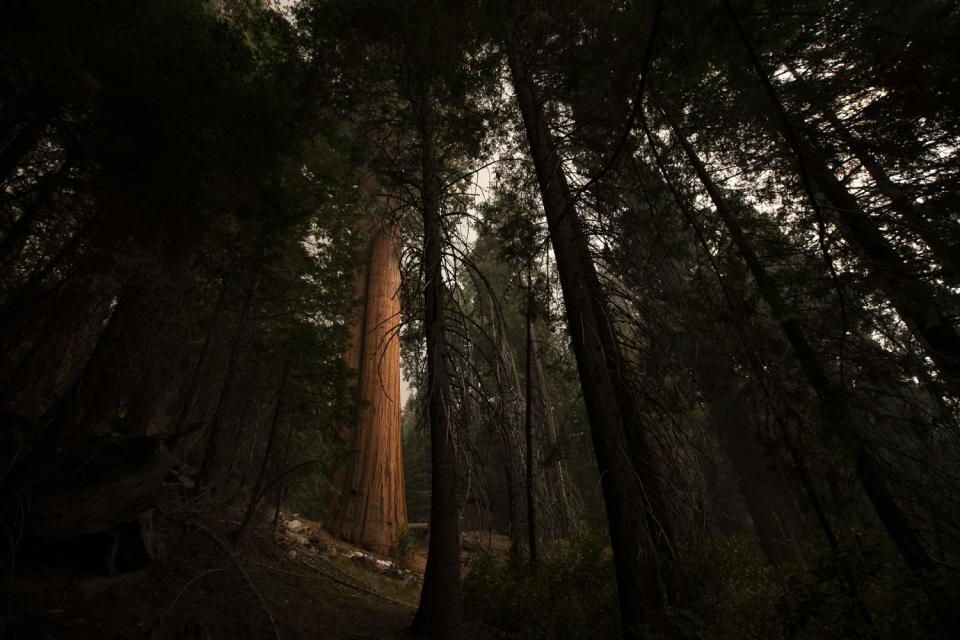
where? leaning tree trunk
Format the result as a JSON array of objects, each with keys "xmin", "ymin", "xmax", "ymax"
[
  {"xmin": 722, "ymin": 0, "xmax": 960, "ymax": 388},
  {"xmin": 508, "ymin": 39, "xmax": 675, "ymax": 638},
  {"xmin": 817, "ymin": 105, "xmax": 960, "ymax": 287},
  {"xmin": 668, "ymin": 116, "xmax": 958, "ymax": 635},
  {"xmin": 698, "ymin": 363, "xmax": 806, "ymax": 564},
  {"xmin": 523, "ymin": 268, "xmax": 540, "ymax": 568},
  {"xmin": 333, "ymin": 220, "xmax": 407, "ymax": 554},
  {"xmin": 410, "ymin": 89, "xmax": 462, "ymax": 640}
]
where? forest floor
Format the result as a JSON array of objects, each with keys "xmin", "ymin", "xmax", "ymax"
[
  {"xmin": 5, "ymin": 499, "xmax": 513, "ymax": 640},
  {"xmin": 6, "ymin": 505, "xmax": 422, "ymax": 639}
]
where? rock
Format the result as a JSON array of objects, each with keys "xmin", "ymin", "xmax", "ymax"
[
  {"xmin": 348, "ymin": 552, "xmax": 378, "ymax": 572},
  {"xmin": 285, "ymin": 519, "xmax": 303, "ymax": 532},
  {"xmin": 288, "ymin": 550, "xmax": 297, "ymax": 559},
  {"xmin": 285, "ymin": 531, "xmax": 309, "ymax": 546}
]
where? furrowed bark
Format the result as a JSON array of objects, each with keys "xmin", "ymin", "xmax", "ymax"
[{"xmin": 333, "ymin": 224, "xmax": 407, "ymax": 554}]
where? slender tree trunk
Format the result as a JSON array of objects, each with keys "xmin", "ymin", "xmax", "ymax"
[
  {"xmin": 197, "ymin": 263, "xmax": 262, "ymax": 488},
  {"xmin": 700, "ymin": 375, "xmax": 805, "ymax": 564},
  {"xmin": 530, "ymin": 324, "xmax": 575, "ymax": 538},
  {"xmin": 410, "ymin": 89, "xmax": 461, "ymax": 639},
  {"xmin": 508, "ymin": 39, "xmax": 675, "ymax": 638},
  {"xmin": 819, "ymin": 110, "xmax": 960, "ymax": 285},
  {"xmin": 481, "ymin": 285, "xmax": 528, "ymax": 554},
  {"xmin": 523, "ymin": 262, "xmax": 539, "ymax": 568},
  {"xmin": 650, "ymin": 242, "xmax": 806, "ymax": 564},
  {"xmin": 780, "ymin": 62, "xmax": 960, "ymax": 287},
  {"xmin": 273, "ymin": 412, "xmax": 297, "ymax": 529}
]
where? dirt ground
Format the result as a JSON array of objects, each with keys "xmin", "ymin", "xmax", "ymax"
[
  {"xmin": 3, "ymin": 503, "xmax": 514, "ymax": 640},
  {"xmin": 4, "ymin": 509, "xmax": 419, "ymax": 640}
]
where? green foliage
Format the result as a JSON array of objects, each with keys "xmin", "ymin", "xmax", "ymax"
[
  {"xmin": 402, "ymin": 394, "xmax": 432, "ymax": 523},
  {"xmin": 693, "ymin": 529, "xmax": 950, "ymax": 640},
  {"xmin": 462, "ymin": 531, "xmax": 620, "ymax": 640},
  {"xmin": 463, "ymin": 528, "xmax": 953, "ymax": 640},
  {"xmin": 391, "ymin": 527, "xmax": 415, "ymax": 570}
]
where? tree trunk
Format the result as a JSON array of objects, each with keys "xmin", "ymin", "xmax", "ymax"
[
  {"xmin": 197, "ymin": 261, "xmax": 262, "ymax": 488},
  {"xmin": 333, "ymin": 224, "xmax": 407, "ymax": 554},
  {"xmin": 819, "ymin": 108, "xmax": 960, "ymax": 286},
  {"xmin": 530, "ymin": 324, "xmax": 576, "ymax": 539},
  {"xmin": 410, "ymin": 89, "xmax": 462, "ymax": 640},
  {"xmin": 702, "ymin": 375, "xmax": 805, "ymax": 564},
  {"xmin": 523, "ymin": 265, "xmax": 539, "ymax": 567},
  {"xmin": 483, "ymin": 288, "xmax": 530, "ymax": 558},
  {"xmin": 508, "ymin": 40, "xmax": 675, "ymax": 638},
  {"xmin": 647, "ymin": 238, "xmax": 806, "ymax": 564},
  {"xmin": 722, "ymin": 0, "xmax": 960, "ymax": 388},
  {"xmin": 668, "ymin": 115, "xmax": 958, "ymax": 634},
  {"xmin": 329, "ymin": 227, "xmax": 369, "ymax": 502},
  {"xmin": 235, "ymin": 347, "xmax": 292, "ymax": 542}
]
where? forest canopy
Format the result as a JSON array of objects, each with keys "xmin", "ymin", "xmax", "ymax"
[{"xmin": 1, "ymin": 0, "xmax": 959, "ymax": 639}]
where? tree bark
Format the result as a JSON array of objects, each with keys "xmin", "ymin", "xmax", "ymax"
[
  {"xmin": 669, "ymin": 116, "xmax": 957, "ymax": 633},
  {"xmin": 333, "ymin": 224, "xmax": 407, "ymax": 554},
  {"xmin": 722, "ymin": 0, "xmax": 960, "ymax": 387},
  {"xmin": 508, "ymin": 39, "xmax": 675, "ymax": 638},
  {"xmin": 530, "ymin": 324, "xmax": 576, "ymax": 539},
  {"xmin": 410, "ymin": 89, "xmax": 462, "ymax": 640}
]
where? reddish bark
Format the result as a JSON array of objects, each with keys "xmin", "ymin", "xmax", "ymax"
[{"xmin": 333, "ymin": 220, "xmax": 407, "ymax": 555}]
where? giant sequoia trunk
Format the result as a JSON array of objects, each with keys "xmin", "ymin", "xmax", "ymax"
[
  {"xmin": 508, "ymin": 40, "xmax": 676, "ymax": 637},
  {"xmin": 333, "ymin": 220, "xmax": 407, "ymax": 554}
]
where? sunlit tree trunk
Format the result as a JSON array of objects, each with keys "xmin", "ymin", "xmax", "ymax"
[{"xmin": 333, "ymin": 220, "xmax": 407, "ymax": 554}]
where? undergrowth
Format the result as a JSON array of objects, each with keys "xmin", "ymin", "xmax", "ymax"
[{"xmin": 462, "ymin": 528, "xmax": 953, "ymax": 640}]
